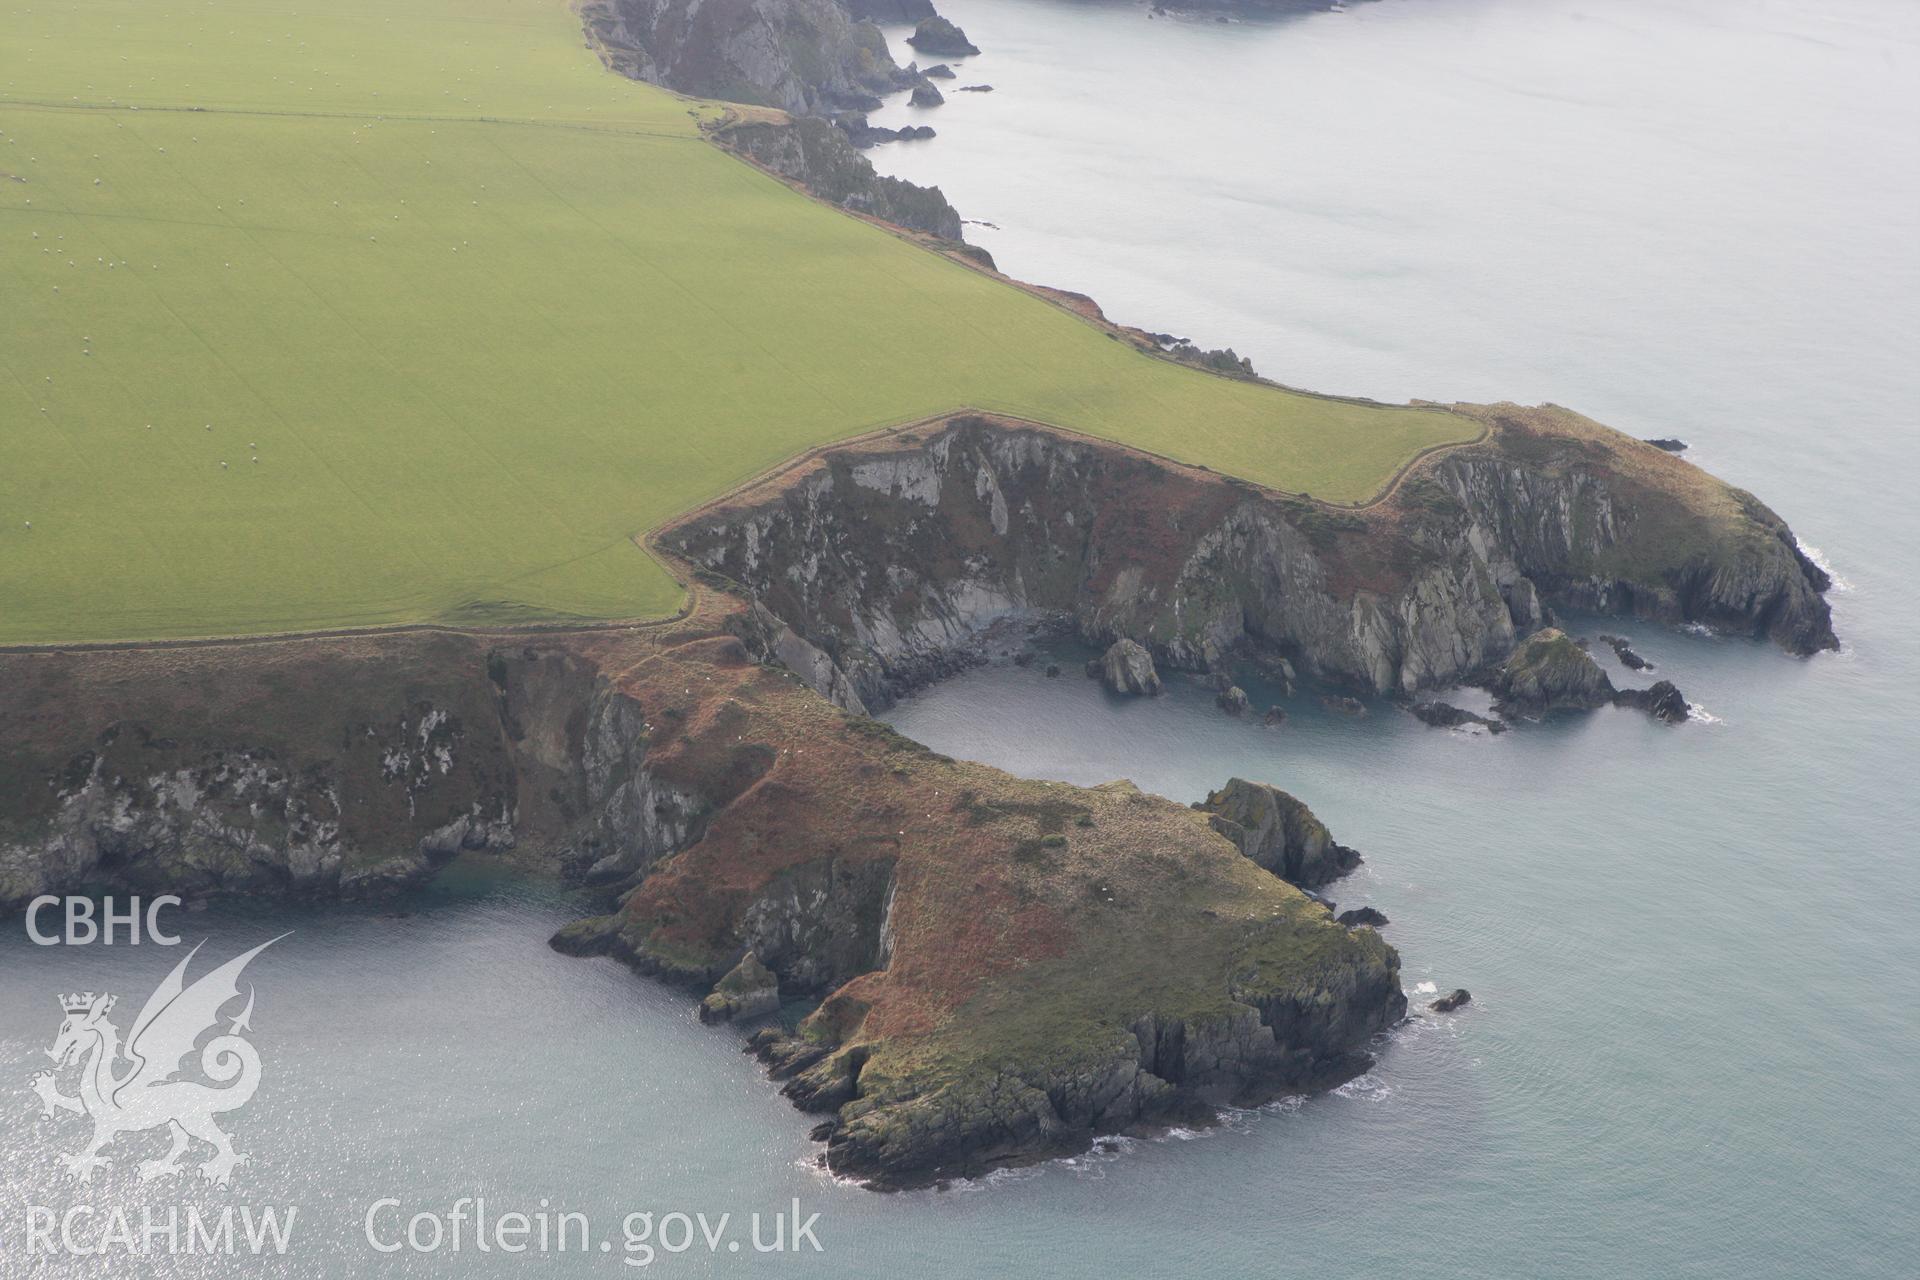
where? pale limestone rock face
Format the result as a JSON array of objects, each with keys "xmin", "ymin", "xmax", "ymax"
[{"xmin": 1099, "ymin": 638, "xmax": 1163, "ymax": 697}]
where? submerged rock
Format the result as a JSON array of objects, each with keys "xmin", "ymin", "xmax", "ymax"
[
  {"xmin": 1406, "ymin": 701, "xmax": 1507, "ymax": 733},
  {"xmin": 1199, "ymin": 778, "xmax": 1362, "ymax": 889},
  {"xmin": 1430, "ymin": 988, "xmax": 1472, "ymax": 1013},
  {"xmin": 1489, "ymin": 628, "xmax": 1614, "ymax": 716},
  {"xmin": 1320, "ymin": 694, "xmax": 1368, "ymax": 717},
  {"xmin": 1263, "ymin": 704, "xmax": 1289, "ymax": 727},
  {"xmin": 1099, "ymin": 638, "xmax": 1163, "ymax": 696}
]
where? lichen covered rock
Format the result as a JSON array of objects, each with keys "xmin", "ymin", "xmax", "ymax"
[
  {"xmin": 699, "ymin": 953, "xmax": 782, "ymax": 1023},
  {"xmin": 1489, "ymin": 628, "xmax": 1614, "ymax": 716},
  {"xmin": 1199, "ymin": 779, "xmax": 1361, "ymax": 890}
]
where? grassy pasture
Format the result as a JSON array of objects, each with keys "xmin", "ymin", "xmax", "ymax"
[{"xmin": 0, "ymin": 0, "xmax": 1475, "ymax": 644}]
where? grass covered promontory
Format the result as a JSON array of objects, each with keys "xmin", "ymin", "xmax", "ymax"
[{"xmin": 0, "ymin": 0, "xmax": 1473, "ymax": 645}]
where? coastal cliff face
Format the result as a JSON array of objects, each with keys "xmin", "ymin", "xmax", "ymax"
[
  {"xmin": 582, "ymin": 0, "xmax": 913, "ymax": 115},
  {"xmin": 664, "ymin": 405, "xmax": 1834, "ymax": 708},
  {"xmin": 0, "ymin": 637, "xmax": 703, "ymax": 911},
  {"xmin": 715, "ymin": 116, "xmax": 965, "ymax": 240},
  {"xmin": 1, "ymin": 600, "xmax": 1401, "ymax": 1189}
]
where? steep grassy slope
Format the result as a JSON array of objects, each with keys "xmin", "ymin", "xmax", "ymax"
[{"xmin": 0, "ymin": 0, "xmax": 1472, "ymax": 644}]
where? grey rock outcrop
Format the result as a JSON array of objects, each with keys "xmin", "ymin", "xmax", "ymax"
[{"xmin": 1099, "ymin": 639, "xmax": 1163, "ymax": 696}]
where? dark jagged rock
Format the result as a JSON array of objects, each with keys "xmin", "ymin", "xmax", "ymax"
[
  {"xmin": 1645, "ymin": 437, "xmax": 1688, "ymax": 452},
  {"xmin": 1599, "ymin": 633, "xmax": 1652, "ymax": 670},
  {"xmin": 715, "ymin": 116, "xmax": 963, "ymax": 239},
  {"xmin": 957, "ymin": 84, "xmax": 994, "ymax": 92},
  {"xmin": 1612, "ymin": 680, "xmax": 1690, "ymax": 724},
  {"xmin": 834, "ymin": 113, "xmax": 937, "ymax": 147},
  {"xmin": 582, "ymin": 0, "xmax": 917, "ymax": 117},
  {"xmin": 1217, "ymin": 685, "xmax": 1250, "ymax": 715},
  {"xmin": 909, "ymin": 80, "xmax": 945, "ymax": 107},
  {"xmin": 1168, "ymin": 342, "xmax": 1255, "ymax": 377},
  {"xmin": 1263, "ymin": 705, "xmax": 1289, "ymax": 727},
  {"xmin": 1430, "ymin": 989, "xmax": 1472, "ymax": 1013},
  {"xmin": 1488, "ymin": 628, "xmax": 1614, "ymax": 716},
  {"xmin": 907, "ymin": 15, "xmax": 980, "ymax": 56},
  {"xmin": 1100, "ymin": 638, "xmax": 1163, "ymax": 696},
  {"xmin": 1406, "ymin": 701, "xmax": 1507, "ymax": 734},
  {"xmin": 1321, "ymin": 694, "xmax": 1368, "ymax": 717},
  {"xmin": 1337, "ymin": 907, "xmax": 1389, "ymax": 929},
  {"xmin": 921, "ymin": 63, "xmax": 955, "ymax": 79},
  {"xmin": 1199, "ymin": 779, "xmax": 1362, "ymax": 890}
]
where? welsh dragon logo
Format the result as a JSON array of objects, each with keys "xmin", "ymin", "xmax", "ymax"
[{"xmin": 29, "ymin": 936, "xmax": 285, "ymax": 1187}]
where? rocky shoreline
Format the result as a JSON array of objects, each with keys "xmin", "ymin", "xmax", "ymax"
[{"xmin": 663, "ymin": 407, "xmax": 1833, "ymax": 718}]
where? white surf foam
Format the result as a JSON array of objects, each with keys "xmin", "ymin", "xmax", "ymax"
[{"xmin": 1796, "ymin": 539, "xmax": 1852, "ymax": 592}]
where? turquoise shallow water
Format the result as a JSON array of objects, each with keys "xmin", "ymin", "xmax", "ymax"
[{"xmin": 4, "ymin": 0, "xmax": 1917, "ymax": 1275}]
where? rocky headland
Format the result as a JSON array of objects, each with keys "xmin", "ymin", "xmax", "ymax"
[{"xmin": 0, "ymin": 593, "xmax": 1400, "ymax": 1190}]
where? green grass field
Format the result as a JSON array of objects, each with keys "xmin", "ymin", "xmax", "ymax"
[{"xmin": 0, "ymin": 0, "xmax": 1476, "ymax": 644}]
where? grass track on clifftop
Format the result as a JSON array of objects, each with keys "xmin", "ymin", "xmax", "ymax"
[{"xmin": 0, "ymin": 0, "xmax": 1474, "ymax": 644}]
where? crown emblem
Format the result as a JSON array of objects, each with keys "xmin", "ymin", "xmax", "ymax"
[{"xmin": 59, "ymin": 992, "xmax": 110, "ymax": 1016}]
